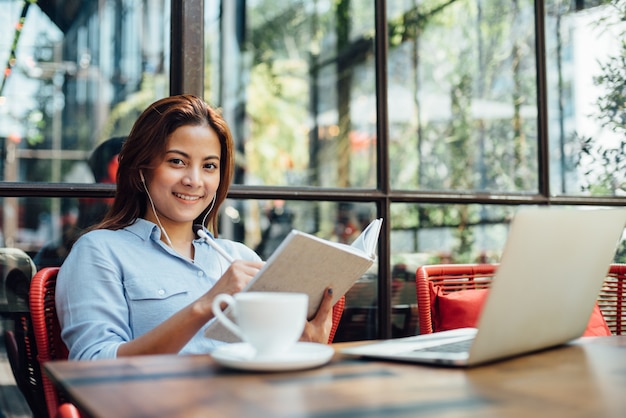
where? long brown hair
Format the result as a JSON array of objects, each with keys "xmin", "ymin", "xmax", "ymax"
[{"xmin": 95, "ymin": 94, "xmax": 235, "ymax": 236}]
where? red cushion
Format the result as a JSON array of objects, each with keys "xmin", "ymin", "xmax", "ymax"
[
  {"xmin": 431, "ymin": 286, "xmax": 488, "ymax": 332},
  {"xmin": 582, "ymin": 303, "xmax": 612, "ymax": 336},
  {"xmin": 429, "ymin": 284, "xmax": 611, "ymax": 336}
]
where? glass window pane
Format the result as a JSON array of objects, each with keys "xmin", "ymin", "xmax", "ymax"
[
  {"xmin": 0, "ymin": 0, "xmax": 169, "ymax": 183},
  {"xmin": 15, "ymin": 194, "xmax": 381, "ymax": 341},
  {"xmin": 205, "ymin": 0, "xmax": 378, "ymax": 188},
  {"xmin": 546, "ymin": 0, "xmax": 626, "ymax": 196},
  {"xmin": 2, "ymin": 194, "xmax": 115, "ymax": 269},
  {"xmin": 390, "ymin": 203, "xmax": 518, "ymax": 335},
  {"xmin": 391, "ymin": 202, "xmax": 626, "ymax": 269},
  {"xmin": 387, "ymin": 0, "xmax": 538, "ymax": 192},
  {"xmin": 391, "ymin": 203, "xmax": 518, "ymax": 265},
  {"xmin": 15, "ymin": 196, "xmax": 382, "ymax": 269},
  {"xmin": 390, "ymin": 202, "xmax": 626, "ymax": 335},
  {"xmin": 219, "ymin": 198, "xmax": 377, "ymax": 256}
]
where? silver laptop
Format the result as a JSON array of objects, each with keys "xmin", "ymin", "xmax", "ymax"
[{"xmin": 341, "ymin": 207, "xmax": 626, "ymax": 367}]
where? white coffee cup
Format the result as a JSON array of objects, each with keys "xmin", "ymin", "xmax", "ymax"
[{"xmin": 211, "ymin": 292, "xmax": 308, "ymax": 358}]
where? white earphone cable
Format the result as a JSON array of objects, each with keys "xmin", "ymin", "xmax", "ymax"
[
  {"xmin": 142, "ymin": 178, "xmax": 175, "ymax": 248},
  {"xmin": 201, "ymin": 196, "xmax": 216, "ymax": 228}
]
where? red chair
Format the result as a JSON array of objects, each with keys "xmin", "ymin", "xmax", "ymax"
[
  {"xmin": 598, "ymin": 264, "xmax": 626, "ymax": 335},
  {"xmin": 29, "ymin": 267, "xmax": 81, "ymax": 418},
  {"xmin": 329, "ymin": 295, "xmax": 345, "ymax": 343},
  {"xmin": 56, "ymin": 403, "xmax": 81, "ymax": 418},
  {"xmin": 416, "ymin": 264, "xmax": 496, "ymax": 334}
]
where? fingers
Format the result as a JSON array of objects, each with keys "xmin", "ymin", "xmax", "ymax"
[
  {"xmin": 300, "ymin": 288, "xmax": 334, "ymax": 343},
  {"xmin": 212, "ymin": 260, "xmax": 263, "ymax": 295},
  {"xmin": 228, "ymin": 260, "xmax": 264, "ymax": 279},
  {"xmin": 316, "ymin": 288, "xmax": 334, "ymax": 319}
]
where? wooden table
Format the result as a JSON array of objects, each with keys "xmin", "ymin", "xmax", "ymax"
[{"xmin": 45, "ymin": 337, "xmax": 626, "ymax": 418}]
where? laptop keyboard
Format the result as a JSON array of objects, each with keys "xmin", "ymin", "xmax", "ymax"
[{"xmin": 412, "ymin": 338, "xmax": 473, "ymax": 353}]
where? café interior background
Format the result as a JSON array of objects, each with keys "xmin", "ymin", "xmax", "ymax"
[{"xmin": 1, "ymin": 0, "xmax": 625, "ymax": 340}]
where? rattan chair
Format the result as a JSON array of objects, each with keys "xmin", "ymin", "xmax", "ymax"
[
  {"xmin": 416, "ymin": 263, "xmax": 624, "ymax": 336},
  {"xmin": 329, "ymin": 295, "xmax": 346, "ymax": 343},
  {"xmin": 29, "ymin": 267, "xmax": 80, "ymax": 418},
  {"xmin": 415, "ymin": 264, "xmax": 496, "ymax": 334},
  {"xmin": 598, "ymin": 263, "xmax": 626, "ymax": 335}
]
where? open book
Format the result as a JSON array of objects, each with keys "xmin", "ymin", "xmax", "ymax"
[{"xmin": 204, "ymin": 218, "xmax": 383, "ymax": 342}]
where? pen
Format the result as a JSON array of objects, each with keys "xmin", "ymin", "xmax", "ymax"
[{"xmin": 193, "ymin": 224, "xmax": 235, "ymax": 264}]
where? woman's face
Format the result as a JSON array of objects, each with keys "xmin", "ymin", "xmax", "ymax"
[{"xmin": 143, "ymin": 124, "xmax": 221, "ymax": 229}]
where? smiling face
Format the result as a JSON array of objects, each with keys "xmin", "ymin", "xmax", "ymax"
[{"xmin": 142, "ymin": 124, "xmax": 221, "ymax": 233}]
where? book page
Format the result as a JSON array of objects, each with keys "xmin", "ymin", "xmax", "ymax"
[
  {"xmin": 350, "ymin": 218, "xmax": 383, "ymax": 257},
  {"xmin": 204, "ymin": 223, "xmax": 381, "ymax": 342}
]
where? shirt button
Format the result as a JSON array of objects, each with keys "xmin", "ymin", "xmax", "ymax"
[
  {"xmin": 197, "ymin": 271, "xmax": 204, "ymax": 277},
  {"xmin": 158, "ymin": 289, "xmax": 165, "ymax": 296}
]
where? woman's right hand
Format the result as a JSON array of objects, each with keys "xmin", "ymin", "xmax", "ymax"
[
  {"xmin": 197, "ymin": 260, "xmax": 264, "ymax": 317},
  {"xmin": 215, "ymin": 260, "xmax": 264, "ymax": 294}
]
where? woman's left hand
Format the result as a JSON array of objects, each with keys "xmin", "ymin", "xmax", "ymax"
[{"xmin": 300, "ymin": 288, "xmax": 334, "ymax": 344}]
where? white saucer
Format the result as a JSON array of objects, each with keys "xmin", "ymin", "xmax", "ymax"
[{"xmin": 211, "ymin": 342, "xmax": 334, "ymax": 372}]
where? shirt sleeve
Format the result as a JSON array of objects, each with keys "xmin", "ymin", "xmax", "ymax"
[{"xmin": 56, "ymin": 232, "xmax": 129, "ymax": 360}]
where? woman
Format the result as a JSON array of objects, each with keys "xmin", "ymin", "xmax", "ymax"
[{"xmin": 56, "ymin": 95, "xmax": 333, "ymax": 360}]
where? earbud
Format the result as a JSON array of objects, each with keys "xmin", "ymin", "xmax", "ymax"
[{"xmin": 140, "ymin": 170, "xmax": 145, "ymax": 184}]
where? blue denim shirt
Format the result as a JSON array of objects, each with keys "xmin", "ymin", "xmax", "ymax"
[{"xmin": 56, "ymin": 218, "xmax": 261, "ymax": 360}]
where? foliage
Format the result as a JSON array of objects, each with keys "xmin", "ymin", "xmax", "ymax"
[
  {"xmin": 238, "ymin": 0, "xmax": 539, "ymax": 261},
  {"xmin": 575, "ymin": 0, "xmax": 626, "ymax": 195},
  {"xmin": 387, "ymin": 0, "xmax": 537, "ymax": 261},
  {"xmin": 576, "ymin": 133, "xmax": 626, "ymax": 194},
  {"xmin": 594, "ymin": 41, "xmax": 626, "ymax": 131},
  {"xmin": 25, "ymin": 109, "xmax": 45, "ymax": 145},
  {"xmin": 246, "ymin": 60, "xmax": 310, "ymax": 186},
  {"xmin": 615, "ymin": 239, "xmax": 626, "ymax": 263},
  {"xmin": 100, "ymin": 74, "xmax": 164, "ymax": 142}
]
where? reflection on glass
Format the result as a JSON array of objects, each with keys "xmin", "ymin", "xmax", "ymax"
[
  {"xmin": 205, "ymin": 0, "xmax": 377, "ymax": 188},
  {"xmin": 0, "ymin": 0, "xmax": 169, "ymax": 255},
  {"xmin": 391, "ymin": 203, "xmax": 517, "ymax": 267},
  {"xmin": 546, "ymin": 0, "xmax": 626, "ymax": 196},
  {"xmin": 387, "ymin": 0, "xmax": 538, "ymax": 192},
  {"xmin": 0, "ymin": 1, "xmax": 168, "ymax": 181},
  {"xmin": 218, "ymin": 199, "xmax": 377, "ymax": 256}
]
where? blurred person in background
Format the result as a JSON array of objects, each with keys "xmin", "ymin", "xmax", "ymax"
[{"xmin": 33, "ymin": 136, "xmax": 126, "ymax": 269}]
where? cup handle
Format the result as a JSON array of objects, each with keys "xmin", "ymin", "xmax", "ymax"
[{"xmin": 211, "ymin": 293, "xmax": 244, "ymax": 340}]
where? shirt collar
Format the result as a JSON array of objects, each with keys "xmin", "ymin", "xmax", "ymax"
[
  {"xmin": 125, "ymin": 218, "xmax": 162, "ymax": 242},
  {"xmin": 125, "ymin": 218, "xmax": 214, "ymax": 243}
]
